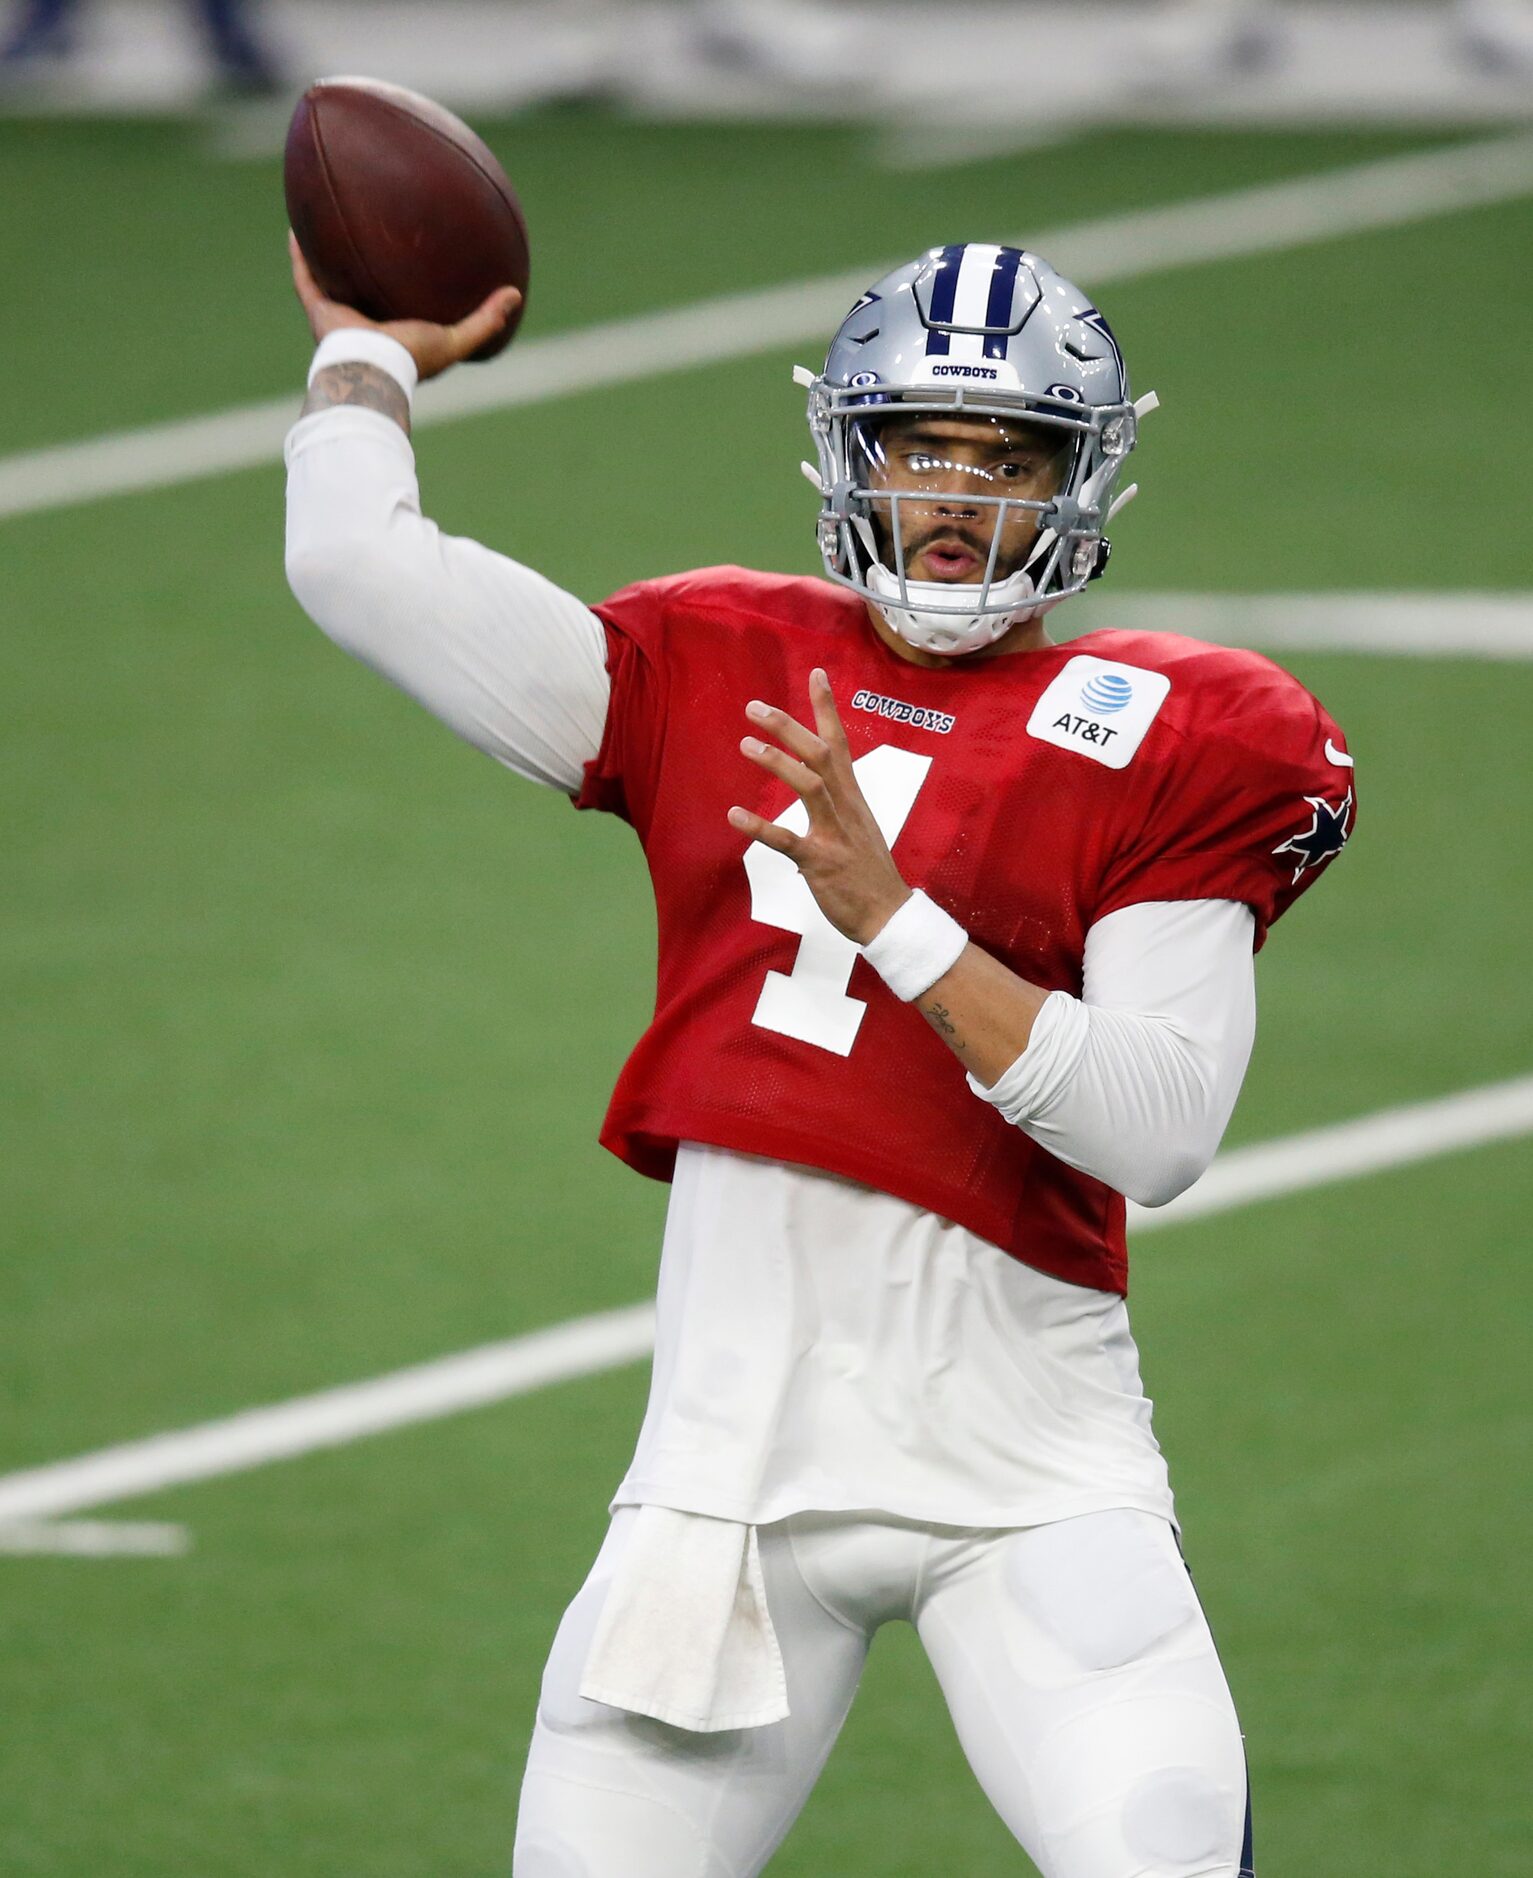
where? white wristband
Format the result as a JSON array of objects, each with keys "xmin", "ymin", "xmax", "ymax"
[
  {"xmin": 860, "ymin": 890, "xmax": 968, "ymax": 1003},
  {"xmin": 307, "ymin": 328, "xmax": 419, "ymax": 404}
]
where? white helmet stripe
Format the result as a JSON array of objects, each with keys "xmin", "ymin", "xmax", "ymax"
[
  {"xmin": 950, "ymin": 243, "xmax": 1004, "ymax": 327},
  {"xmin": 945, "ymin": 243, "xmax": 1003, "ymax": 363}
]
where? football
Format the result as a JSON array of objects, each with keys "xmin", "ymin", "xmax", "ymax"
[{"xmin": 284, "ymin": 77, "xmax": 529, "ymax": 360}]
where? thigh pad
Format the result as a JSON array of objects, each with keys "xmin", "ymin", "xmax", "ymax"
[{"xmin": 1002, "ymin": 1509, "xmax": 1201, "ymax": 1672}]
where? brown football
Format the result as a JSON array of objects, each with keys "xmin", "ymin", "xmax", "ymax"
[{"xmin": 284, "ymin": 77, "xmax": 529, "ymax": 361}]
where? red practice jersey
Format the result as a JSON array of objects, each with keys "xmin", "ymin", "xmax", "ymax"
[{"xmin": 576, "ymin": 567, "xmax": 1353, "ymax": 1293}]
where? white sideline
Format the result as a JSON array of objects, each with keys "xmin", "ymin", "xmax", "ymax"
[
  {"xmin": 1, "ymin": 1073, "xmax": 1530, "ymax": 1529},
  {"xmin": 3, "ymin": 131, "xmax": 1533, "ymax": 522}
]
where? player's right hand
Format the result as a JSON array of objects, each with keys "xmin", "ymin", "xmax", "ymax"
[{"xmin": 288, "ymin": 232, "xmax": 521, "ymax": 382}]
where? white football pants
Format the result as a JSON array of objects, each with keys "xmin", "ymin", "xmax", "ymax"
[{"xmin": 513, "ymin": 1506, "xmax": 1253, "ymax": 1878}]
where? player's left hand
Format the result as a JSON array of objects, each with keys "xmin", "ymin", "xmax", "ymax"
[{"xmin": 729, "ymin": 670, "xmax": 912, "ymax": 946}]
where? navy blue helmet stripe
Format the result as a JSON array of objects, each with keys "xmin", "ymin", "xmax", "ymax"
[
  {"xmin": 982, "ymin": 248, "xmax": 1022, "ymax": 359},
  {"xmin": 923, "ymin": 244, "xmax": 967, "ymax": 355}
]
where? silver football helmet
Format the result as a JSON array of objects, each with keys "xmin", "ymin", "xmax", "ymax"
[{"xmin": 797, "ymin": 244, "xmax": 1158, "ymax": 656}]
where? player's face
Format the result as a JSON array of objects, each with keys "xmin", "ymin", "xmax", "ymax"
[{"xmin": 858, "ymin": 412, "xmax": 1072, "ymax": 585}]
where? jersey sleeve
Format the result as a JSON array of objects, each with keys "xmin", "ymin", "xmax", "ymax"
[
  {"xmin": 1092, "ymin": 655, "xmax": 1355, "ymax": 948},
  {"xmin": 573, "ymin": 579, "xmax": 672, "ymax": 832}
]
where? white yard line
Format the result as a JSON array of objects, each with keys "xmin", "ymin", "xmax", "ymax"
[
  {"xmin": 3, "ymin": 131, "xmax": 1533, "ymax": 523},
  {"xmin": 0, "ymin": 1519, "xmax": 191, "ymax": 1557},
  {"xmin": 0, "ymin": 1305, "xmax": 656, "ymax": 1526},
  {"xmin": 1084, "ymin": 592, "xmax": 1533, "ymax": 660},
  {"xmin": 16, "ymin": 1079, "xmax": 1527, "ymax": 1557},
  {"xmin": 870, "ymin": 119, "xmax": 1087, "ymax": 174},
  {"xmin": 1126, "ymin": 1073, "xmax": 1533, "ymax": 1231},
  {"xmin": 0, "ymin": 1073, "xmax": 1529, "ymax": 1529}
]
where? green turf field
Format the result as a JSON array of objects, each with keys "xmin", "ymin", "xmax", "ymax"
[{"xmin": 2, "ymin": 112, "xmax": 1530, "ymax": 1875}]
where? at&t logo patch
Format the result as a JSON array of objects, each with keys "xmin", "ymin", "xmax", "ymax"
[{"xmin": 1026, "ymin": 655, "xmax": 1171, "ymax": 769}]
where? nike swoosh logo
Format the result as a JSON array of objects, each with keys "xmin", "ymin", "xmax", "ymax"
[{"xmin": 1325, "ymin": 738, "xmax": 1354, "ymax": 768}]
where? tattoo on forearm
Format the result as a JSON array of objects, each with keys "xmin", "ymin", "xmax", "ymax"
[
  {"xmin": 923, "ymin": 1001, "xmax": 966, "ymax": 1052},
  {"xmin": 300, "ymin": 361, "xmax": 411, "ymax": 435}
]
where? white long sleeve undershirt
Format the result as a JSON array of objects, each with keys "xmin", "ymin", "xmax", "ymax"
[
  {"xmin": 970, "ymin": 899, "xmax": 1255, "ymax": 1207},
  {"xmin": 285, "ymin": 404, "xmax": 607, "ymax": 793},
  {"xmin": 284, "ymin": 387, "xmax": 1256, "ymax": 1208}
]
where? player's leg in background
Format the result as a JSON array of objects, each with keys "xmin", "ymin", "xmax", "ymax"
[
  {"xmin": 191, "ymin": 0, "xmax": 279, "ymax": 89},
  {"xmin": 513, "ymin": 1510, "xmax": 870, "ymax": 1878},
  {"xmin": 916, "ymin": 1509, "xmax": 1253, "ymax": 1878},
  {"xmin": 0, "ymin": 0, "xmax": 78, "ymax": 65}
]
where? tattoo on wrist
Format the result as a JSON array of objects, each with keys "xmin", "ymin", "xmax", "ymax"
[
  {"xmin": 301, "ymin": 361, "xmax": 411, "ymax": 434},
  {"xmin": 924, "ymin": 1001, "xmax": 965, "ymax": 1051}
]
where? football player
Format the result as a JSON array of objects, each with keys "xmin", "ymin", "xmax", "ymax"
[{"xmin": 285, "ymin": 235, "xmax": 1353, "ymax": 1878}]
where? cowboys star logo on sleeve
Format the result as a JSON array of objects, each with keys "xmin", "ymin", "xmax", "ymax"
[{"xmin": 1272, "ymin": 790, "xmax": 1353, "ymax": 883}]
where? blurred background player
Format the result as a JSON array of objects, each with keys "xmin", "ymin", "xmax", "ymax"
[
  {"xmin": 660, "ymin": 0, "xmax": 1533, "ymax": 93},
  {"xmin": 0, "ymin": 0, "xmax": 278, "ymax": 89},
  {"xmin": 1141, "ymin": 0, "xmax": 1533, "ymax": 76},
  {"xmin": 4, "ymin": 2, "xmax": 1530, "ymax": 111}
]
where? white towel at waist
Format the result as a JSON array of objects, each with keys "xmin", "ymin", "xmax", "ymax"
[{"xmin": 579, "ymin": 1505, "xmax": 788, "ymax": 1732}]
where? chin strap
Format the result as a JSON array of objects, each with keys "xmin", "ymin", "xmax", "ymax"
[{"xmin": 867, "ymin": 561, "xmax": 1044, "ymax": 657}]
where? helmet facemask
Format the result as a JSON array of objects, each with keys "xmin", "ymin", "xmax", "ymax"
[
  {"xmin": 848, "ymin": 407, "xmax": 1079, "ymax": 657},
  {"xmin": 805, "ymin": 381, "xmax": 1140, "ymax": 658}
]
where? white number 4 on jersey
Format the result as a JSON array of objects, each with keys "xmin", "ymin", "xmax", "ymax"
[{"xmin": 744, "ymin": 744, "xmax": 932, "ymax": 1056}]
